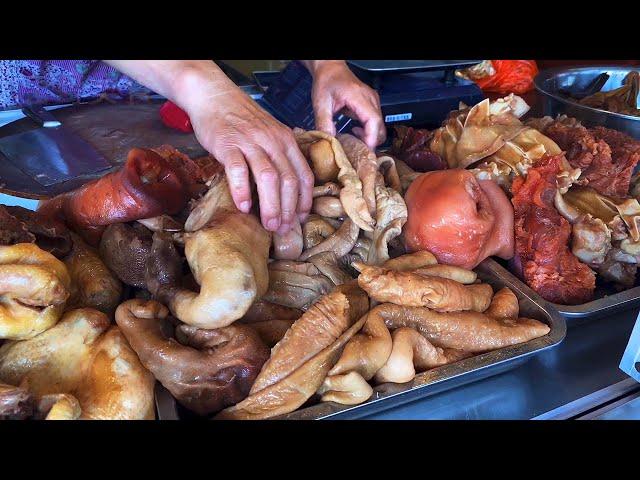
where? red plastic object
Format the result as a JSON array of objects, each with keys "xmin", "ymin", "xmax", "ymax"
[
  {"xmin": 159, "ymin": 100, "xmax": 193, "ymax": 133},
  {"xmin": 475, "ymin": 60, "xmax": 539, "ymax": 95}
]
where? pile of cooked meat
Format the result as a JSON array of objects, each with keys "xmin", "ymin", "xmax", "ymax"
[
  {"xmin": 0, "ymin": 123, "xmax": 551, "ymax": 420},
  {"xmin": 391, "ymin": 95, "xmax": 640, "ymax": 305}
]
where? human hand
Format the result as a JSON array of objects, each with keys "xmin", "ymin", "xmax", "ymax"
[
  {"xmin": 182, "ymin": 72, "xmax": 314, "ymax": 235},
  {"xmin": 304, "ymin": 60, "xmax": 386, "ymax": 149}
]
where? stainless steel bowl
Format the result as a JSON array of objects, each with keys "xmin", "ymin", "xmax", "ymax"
[{"xmin": 534, "ymin": 66, "xmax": 640, "ymax": 139}]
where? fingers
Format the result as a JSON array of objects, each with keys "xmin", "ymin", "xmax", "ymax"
[
  {"xmin": 347, "ymin": 91, "xmax": 385, "ymax": 150},
  {"xmin": 352, "ymin": 124, "xmax": 387, "ymax": 149},
  {"xmin": 313, "ymin": 95, "xmax": 337, "ymax": 137},
  {"xmin": 244, "ymin": 147, "xmax": 281, "ymax": 232},
  {"xmin": 218, "ymin": 147, "xmax": 252, "ymax": 213},
  {"xmin": 285, "ymin": 143, "xmax": 314, "ymax": 224},
  {"xmin": 273, "ymin": 155, "xmax": 299, "ymax": 235}
]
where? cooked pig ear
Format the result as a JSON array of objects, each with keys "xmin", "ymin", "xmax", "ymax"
[
  {"xmin": 563, "ymin": 187, "xmax": 640, "ymax": 240},
  {"xmin": 376, "ymin": 155, "xmax": 402, "ymax": 193}
]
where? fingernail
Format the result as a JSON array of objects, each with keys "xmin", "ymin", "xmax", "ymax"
[
  {"xmin": 240, "ymin": 201, "xmax": 251, "ymax": 213},
  {"xmin": 267, "ymin": 218, "xmax": 280, "ymax": 231}
]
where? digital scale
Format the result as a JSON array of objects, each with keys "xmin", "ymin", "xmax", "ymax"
[{"xmin": 253, "ymin": 60, "xmax": 485, "ymax": 142}]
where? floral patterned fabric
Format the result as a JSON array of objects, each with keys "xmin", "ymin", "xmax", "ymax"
[{"xmin": 0, "ymin": 60, "xmax": 153, "ymax": 111}]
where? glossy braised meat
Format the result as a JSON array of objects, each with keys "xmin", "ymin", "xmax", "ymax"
[
  {"xmin": 390, "ymin": 125, "xmax": 447, "ymax": 172},
  {"xmin": 0, "ymin": 206, "xmax": 72, "ymax": 258},
  {"xmin": 540, "ymin": 121, "xmax": 640, "ymax": 197},
  {"xmin": 511, "ymin": 154, "xmax": 596, "ymax": 304},
  {"xmin": 116, "ymin": 299, "xmax": 269, "ymax": 416},
  {"xmin": 403, "ymin": 169, "xmax": 514, "ymax": 269},
  {"xmin": 37, "ymin": 148, "xmax": 190, "ymax": 245},
  {"xmin": 99, "ymin": 223, "xmax": 154, "ymax": 288}
]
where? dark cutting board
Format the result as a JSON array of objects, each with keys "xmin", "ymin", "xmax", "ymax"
[{"xmin": 0, "ymin": 101, "xmax": 207, "ymax": 199}]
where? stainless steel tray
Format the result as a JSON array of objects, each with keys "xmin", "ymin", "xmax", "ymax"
[
  {"xmin": 534, "ymin": 66, "xmax": 640, "ymax": 140},
  {"xmin": 489, "ymin": 259, "xmax": 640, "ymax": 321},
  {"xmin": 155, "ymin": 258, "xmax": 566, "ymax": 420}
]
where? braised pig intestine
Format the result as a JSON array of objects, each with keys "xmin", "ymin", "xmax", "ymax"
[
  {"xmin": 216, "ymin": 282, "xmax": 369, "ymax": 420},
  {"xmin": 429, "ymin": 95, "xmax": 561, "ymax": 187}
]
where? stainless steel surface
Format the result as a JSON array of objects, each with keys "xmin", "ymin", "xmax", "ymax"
[
  {"xmin": 0, "ymin": 106, "xmax": 113, "ymax": 187},
  {"xmin": 576, "ymin": 387, "xmax": 640, "ymax": 420},
  {"xmin": 619, "ymin": 310, "xmax": 640, "ymax": 382},
  {"xmin": 534, "ymin": 378, "xmax": 639, "ymax": 419},
  {"xmin": 347, "ymin": 60, "xmax": 481, "ymax": 73},
  {"xmin": 534, "ymin": 66, "xmax": 640, "ymax": 140},
  {"xmin": 490, "ymin": 259, "xmax": 640, "ymax": 321},
  {"xmin": 155, "ymin": 259, "xmax": 566, "ymax": 420}
]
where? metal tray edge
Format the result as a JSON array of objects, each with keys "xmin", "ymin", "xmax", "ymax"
[{"xmin": 486, "ymin": 258, "xmax": 640, "ymax": 319}]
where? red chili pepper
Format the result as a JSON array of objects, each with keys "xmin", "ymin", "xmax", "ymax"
[{"xmin": 159, "ymin": 100, "xmax": 193, "ymax": 133}]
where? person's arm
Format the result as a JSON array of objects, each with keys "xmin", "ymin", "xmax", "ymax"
[
  {"xmin": 105, "ymin": 60, "xmax": 313, "ymax": 234},
  {"xmin": 301, "ymin": 60, "xmax": 385, "ymax": 149}
]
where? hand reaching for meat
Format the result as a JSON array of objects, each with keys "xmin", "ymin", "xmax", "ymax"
[
  {"xmin": 0, "ymin": 243, "xmax": 71, "ymax": 340},
  {"xmin": 184, "ymin": 77, "xmax": 313, "ymax": 234},
  {"xmin": 303, "ymin": 61, "xmax": 385, "ymax": 149}
]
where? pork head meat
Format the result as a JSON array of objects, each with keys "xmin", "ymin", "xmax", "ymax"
[{"xmin": 403, "ymin": 169, "xmax": 514, "ymax": 269}]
